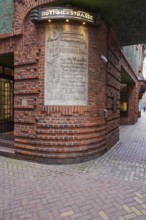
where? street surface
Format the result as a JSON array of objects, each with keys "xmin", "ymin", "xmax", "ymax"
[{"xmin": 1, "ymin": 113, "xmax": 146, "ymax": 219}]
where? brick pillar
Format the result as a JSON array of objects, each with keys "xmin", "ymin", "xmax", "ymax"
[
  {"xmin": 128, "ymin": 84, "xmax": 135, "ymax": 123},
  {"xmin": 106, "ymin": 29, "xmax": 121, "ymax": 149}
]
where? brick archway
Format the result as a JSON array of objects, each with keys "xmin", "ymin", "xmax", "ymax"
[{"xmin": 13, "ymin": 0, "xmax": 56, "ymax": 35}]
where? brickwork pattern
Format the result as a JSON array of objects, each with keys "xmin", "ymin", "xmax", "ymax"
[
  {"xmin": 106, "ymin": 30, "xmax": 121, "ymax": 148},
  {"xmin": 13, "ymin": 5, "xmax": 110, "ymax": 162}
]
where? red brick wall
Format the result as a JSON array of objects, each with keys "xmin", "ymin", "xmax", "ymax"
[
  {"xmin": 0, "ymin": 0, "xmax": 130, "ymax": 163},
  {"xmin": 120, "ymin": 55, "xmax": 139, "ymax": 124},
  {"xmin": 13, "ymin": 11, "xmax": 110, "ymax": 163},
  {"xmin": 106, "ymin": 29, "xmax": 121, "ymax": 149}
]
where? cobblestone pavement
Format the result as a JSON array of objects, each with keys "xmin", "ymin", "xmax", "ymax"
[
  {"xmin": 1, "ymin": 113, "xmax": 146, "ymax": 219},
  {"xmin": 49, "ymin": 112, "xmax": 146, "ymax": 183}
]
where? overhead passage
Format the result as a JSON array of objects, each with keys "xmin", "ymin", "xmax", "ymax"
[
  {"xmin": 121, "ymin": 67, "xmax": 135, "ymax": 84},
  {"xmin": 52, "ymin": 0, "xmax": 146, "ymax": 46}
]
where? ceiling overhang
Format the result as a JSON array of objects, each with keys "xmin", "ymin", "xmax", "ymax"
[
  {"xmin": 48, "ymin": 0, "xmax": 146, "ymax": 46},
  {"xmin": 121, "ymin": 67, "xmax": 135, "ymax": 84}
]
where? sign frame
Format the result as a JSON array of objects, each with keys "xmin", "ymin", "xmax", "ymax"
[{"xmin": 31, "ymin": 7, "xmax": 100, "ymax": 25}]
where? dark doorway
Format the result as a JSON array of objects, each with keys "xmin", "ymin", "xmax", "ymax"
[
  {"xmin": 0, "ymin": 53, "xmax": 14, "ymax": 133},
  {"xmin": 120, "ymin": 83, "xmax": 128, "ymax": 117}
]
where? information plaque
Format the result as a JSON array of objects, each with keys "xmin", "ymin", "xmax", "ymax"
[{"xmin": 44, "ymin": 23, "xmax": 88, "ymax": 106}]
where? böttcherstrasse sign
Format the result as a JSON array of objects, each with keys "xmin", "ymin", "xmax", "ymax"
[
  {"xmin": 31, "ymin": 7, "xmax": 98, "ymax": 24},
  {"xmin": 41, "ymin": 8, "xmax": 94, "ymax": 23}
]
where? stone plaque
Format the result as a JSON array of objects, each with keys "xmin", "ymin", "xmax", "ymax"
[{"xmin": 44, "ymin": 23, "xmax": 88, "ymax": 106}]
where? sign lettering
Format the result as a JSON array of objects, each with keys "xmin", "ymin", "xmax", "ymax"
[{"xmin": 31, "ymin": 7, "xmax": 99, "ymax": 25}]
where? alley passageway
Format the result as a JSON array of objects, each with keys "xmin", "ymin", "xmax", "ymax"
[
  {"xmin": 54, "ymin": 112, "xmax": 146, "ymax": 182},
  {"xmin": 1, "ymin": 113, "xmax": 146, "ymax": 220}
]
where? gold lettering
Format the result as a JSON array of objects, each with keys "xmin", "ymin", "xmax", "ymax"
[
  {"xmin": 73, "ymin": 11, "xmax": 77, "ymax": 16},
  {"xmin": 48, "ymin": 10, "xmax": 54, "ymax": 15},
  {"xmin": 80, "ymin": 13, "xmax": 85, "ymax": 18},
  {"xmin": 55, "ymin": 9, "xmax": 61, "ymax": 15},
  {"xmin": 77, "ymin": 11, "xmax": 81, "ymax": 17}
]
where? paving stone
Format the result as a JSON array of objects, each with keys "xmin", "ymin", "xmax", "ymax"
[
  {"xmin": 122, "ymin": 205, "xmax": 132, "ymax": 213},
  {"xmin": 124, "ymin": 213, "xmax": 137, "ymax": 219},
  {"xmin": 131, "ymin": 207, "xmax": 142, "ymax": 216},
  {"xmin": 134, "ymin": 197, "xmax": 144, "ymax": 204},
  {"xmin": 61, "ymin": 210, "xmax": 74, "ymax": 217},
  {"xmin": 118, "ymin": 217, "xmax": 126, "ymax": 220},
  {"xmin": 98, "ymin": 211, "xmax": 109, "ymax": 220}
]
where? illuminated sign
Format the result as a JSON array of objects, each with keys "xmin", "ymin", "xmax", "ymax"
[{"xmin": 31, "ymin": 7, "xmax": 100, "ymax": 25}]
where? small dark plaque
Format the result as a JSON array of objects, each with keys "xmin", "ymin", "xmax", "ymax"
[{"xmin": 113, "ymin": 94, "xmax": 117, "ymax": 112}]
